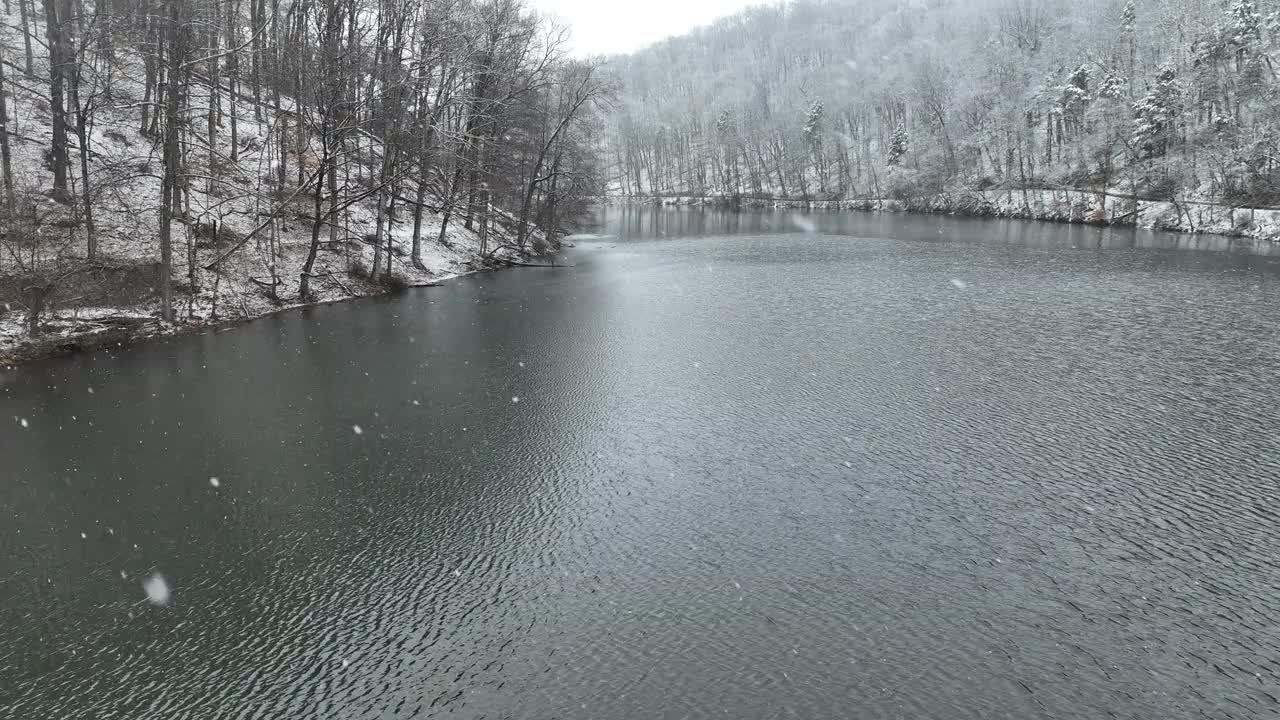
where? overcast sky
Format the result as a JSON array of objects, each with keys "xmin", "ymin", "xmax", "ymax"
[{"xmin": 528, "ymin": 0, "xmax": 764, "ymax": 57}]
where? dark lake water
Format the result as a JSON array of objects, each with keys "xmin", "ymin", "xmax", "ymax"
[{"xmin": 4, "ymin": 207, "xmax": 1280, "ymax": 718}]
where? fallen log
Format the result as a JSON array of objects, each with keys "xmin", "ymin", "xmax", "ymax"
[{"xmin": 506, "ymin": 261, "xmax": 574, "ymax": 268}]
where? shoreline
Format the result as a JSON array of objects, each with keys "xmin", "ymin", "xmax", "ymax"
[
  {"xmin": 8, "ymin": 187, "xmax": 1276, "ymax": 369},
  {"xmin": 2, "ymin": 195, "xmax": 552, "ymax": 369},
  {"xmin": 0, "ymin": 263, "xmax": 504, "ymax": 369},
  {"xmin": 612, "ymin": 189, "xmax": 1280, "ymax": 244}
]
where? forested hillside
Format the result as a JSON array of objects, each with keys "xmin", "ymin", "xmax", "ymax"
[
  {"xmin": 0, "ymin": 0, "xmax": 604, "ymax": 354},
  {"xmin": 607, "ymin": 0, "xmax": 1280, "ymax": 219}
]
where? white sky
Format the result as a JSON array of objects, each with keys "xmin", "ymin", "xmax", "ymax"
[{"xmin": 528, "ymin": 0, "xmax": 765, "ymax": 57}]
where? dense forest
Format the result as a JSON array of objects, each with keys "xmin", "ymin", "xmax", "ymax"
[
  {"xmin": 606, "ymin": 0, "xmax": 1280, "ymax": 214},
  {"xmin": 0, "ymin": 0, "xmax": 605, "ymax": 344}
]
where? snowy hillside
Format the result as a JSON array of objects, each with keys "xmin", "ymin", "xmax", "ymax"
[{"xmin": 0, "ymin": 0, "xmax": 601, "ymax": 364}]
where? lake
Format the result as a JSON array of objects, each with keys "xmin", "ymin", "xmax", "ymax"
[{"xmin": 3, "ymin": 206, "xmax": 1280, "ymax": 718}]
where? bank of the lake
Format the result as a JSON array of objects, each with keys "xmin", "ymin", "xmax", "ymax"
[
  {"xmin": 10, "ymin": 192, "xmax": 1270, "ymax": 369},
  {"xmin": 0, "ymin": 233, "xmax": 543, "ymax": 368}
]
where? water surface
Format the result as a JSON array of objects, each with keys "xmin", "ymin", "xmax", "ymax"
[{"xmin": 3, "ymin": 207, "xmax": 1280, "ymax": 718}]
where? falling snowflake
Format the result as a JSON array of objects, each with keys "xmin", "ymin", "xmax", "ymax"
[
  {"xmin": 19, "ymin": 418, "xmax": 29, "ymax": 428},
  {"xmin": 512, "ymin": 396, "xmax": 520, "ymax": 404},
  {"xmin": 790, "ymin": 215, "xmax": 817, "ymax": 233},
  {"xmin": 143, "ymin": 574, "xmax": 171, "ymax": 606},
  {"xmin": 352, "ymin": 425, "xmax": 364, "ymax": 436},
  {"xmin": 209, "ymin": 477, "xmax": 221, "ymax": 488},
  {"xmin": 950, "ymin": 279, "xmax": 969, "ymax": 289}
]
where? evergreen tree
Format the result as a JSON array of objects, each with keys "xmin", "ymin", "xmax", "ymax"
[
  {"xmin": 1133, "ymin": 64, "xmax": 1183, "ymax": 159},
  {"xmin": 888, "ymin": 123, "xmax": 910, "ymax": 166}
]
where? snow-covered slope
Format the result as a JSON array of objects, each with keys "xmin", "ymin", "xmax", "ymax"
[{"xmin": 0, "ymin": 5, "xmax": 534, "ymax": 364}]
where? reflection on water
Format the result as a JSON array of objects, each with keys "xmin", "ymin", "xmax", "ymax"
[
  {"xmin": 3, "ymin": 208, "xmax": 1280, "ymax": 719},
  {"xmin": 601, "ymin": 202, "xmax": 1280, "ymax": 256}
]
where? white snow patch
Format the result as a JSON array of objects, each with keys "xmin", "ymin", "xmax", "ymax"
[{"xmin": 950, "ymin": 279, "xmax": 969, "ymax": 290}]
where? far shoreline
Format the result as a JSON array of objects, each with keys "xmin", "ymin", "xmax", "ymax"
[{"xmin": 610, "ymin": 189, "xmax": 1280, "ymax": 246}]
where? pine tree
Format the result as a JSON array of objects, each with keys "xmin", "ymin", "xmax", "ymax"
[
  {"xmin": 804, "ymin": 99, "xmax": 826, "ymax": 189},
  {"xmin": 887, "ymin": 123, "xmax": 909, "ymax": 166},
  {"xmin": 1133, "ymin": 64, "xmax": 1183, "ymax": 159},
  {"xmin": 804, "ymin": 99, "xmax": 824, "ymax": 145}
]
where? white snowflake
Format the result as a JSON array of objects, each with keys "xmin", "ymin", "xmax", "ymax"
[
  {"xmin": 790, "ymin": 215, "xmax": 817, "ymax": 233},
  {"xmin": 143, "ymin": 574, "xmax": 171, "ymax": 606}
]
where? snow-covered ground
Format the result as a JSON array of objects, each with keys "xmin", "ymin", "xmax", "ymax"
[{"xmin": 0, "ymin": 6, "xmax": 537, "ymax": 365}]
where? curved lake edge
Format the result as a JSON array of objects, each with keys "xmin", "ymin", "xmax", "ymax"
[
  {"xmin": 5, "ymin": 199, "xmax": 1273, "ymax": 369},
  {"xmin": 0, "ymin": 264, "xmax": 498, "ymax": 368}
]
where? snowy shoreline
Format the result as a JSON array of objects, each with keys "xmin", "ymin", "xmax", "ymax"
[
  {"xmin": 0, "ymin": 259, "xmax": 510, "ymax": 368},
  {"xmin": 614, "ymin": 189, "xmax": 1280, "ymax": 245},
  {"xmin": 0, "ymin": 229, "xmax": 535, "ymax": 366}
]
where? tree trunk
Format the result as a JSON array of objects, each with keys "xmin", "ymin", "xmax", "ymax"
[
  {"xmin": 19, "ymin": 0, "xmax": 34, "ymax": 78},
  {"xmin": 158, "ymin": 0, "xmax": 185, "ymax": 323},
  {"xmin": 26, "ymin": 284, "xmax": 46, "ymax": 336},
  {"xmin": 43, "ymin": 0, "xmax": 71, "ymax": 202},
  {"xmin": 141, "ymin": 8, "xmax": 157, "ymax": 136},
  {"xmin": 0, "ymin": 44, "xmax": 17, "ymax": 220},
  {"xmin": 70, "ymin": 64, "xmax": 95, "ymax": 259},
  {"xmin": 299, "ymin": 149, "xmax": 328, "ymax": 301}
]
